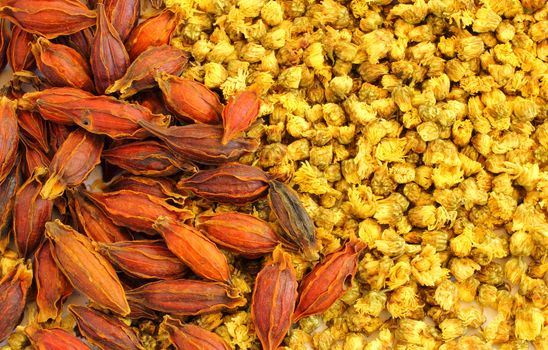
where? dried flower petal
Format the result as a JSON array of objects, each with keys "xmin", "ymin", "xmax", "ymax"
[
  {"xmin": 45, "ymin": 220, "xmax": 130, "ymax": 315},
  {"xmin": 222, "ymin": 90, "xmax": 261, "ymax": 144},
  {"xmin": 34, "ymin": 241, "xmax": 73, "ymax": 323},
  {"xmin": 293, "ymin": 239, "xmax": 366, "ymax": 322},
  {"xmin": 41, "ymin": 129, "xmax": 103, "ymax": 200},
  {"xmin": 0, "ymin": 0, "xmax": 96, "ymax": 39},
  {"xmin": 268, "ymin": 180, "xmax": 318, "ymax": 261},
  {"xmin": 251, "ymin": 247, "xmax": 297, "ymax": 350},
  {"xmin": 153, "ymin": 216, "xmax": 230, "ymax": 283},
  {"xmin": 178, "ymin": 163, "xmax": 270, "ymax": 204},
  {"xmin": 126, "ymin": 279, "xmax": 246, "ymax": 316},
  {"xmin": 69, "ymin": 305, "xmax": 145, "ymax": 350},
  {"xmin": 160, "ymin": 316, "xmax": 231, "ymax": 350},
  {"xmin": 106, "ymin": 45, "xmax": 189, "ymax": 98}
]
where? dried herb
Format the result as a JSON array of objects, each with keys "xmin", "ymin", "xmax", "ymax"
[
  {"xmin": 0, "ymin": 262, "xmax": 32, "ymax": 342},
  {"xmin": 0, "ymin": 96, "xmax": 18, "ymax": 184},
  {"xmin": 125, "ymin": 9, "xmax": 178, "ymax": 60},
  {"xmin": 160, "ymin": 316, "xmax": 231, "ymax": 350},
  {"xmin": 7, "ymin": 26, "xmax": 35, "ymax": 72},
  {"xmin": 25, "ymin": 326, "xmax": 92, "ymax": 350},
  {"xmin": 222, "ymin": 90, "xmax": 261, "ymax": 144}
]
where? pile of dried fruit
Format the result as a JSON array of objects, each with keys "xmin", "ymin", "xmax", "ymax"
[
  {"xmin": 0, "ymin": 0, "xmax": 365, "ymax": 349},
  {"xmin": 1, "ymin": 0, "xmax": 548, "ymax": 349}
]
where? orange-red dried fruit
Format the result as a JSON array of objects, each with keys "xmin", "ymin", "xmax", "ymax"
[
  {"xmin": 160, "ymin": 316, "xmax": 231, "ymax": 350},
  {"xmin": 125, "ymin": 9, "xmax": 178, "ymax": 60},
  {"xmin": 153, "ymin": 216, "xmax": 230, "ymax": 283},
  {"xmin": 31, "ymin": 37, "xmax": 94, "ymax": 91},
  {"xmin": 25, "ymin": 326, "xmax": 92, "ymax": 350},
  {"xmin": 196, "ymin": 212, "xmax": 279, "ymax": 258},
  {"xmin": 0, "ymin": 96, "xmax": 18, "ymax": 184},
  {"xmin": 178, "ymin": 163, "xmax": 270, "ymax": 204},
  {"xmin": 251, "ymin": 247, "xmax": 297, "ymax": 350},
  {"xmin": 104, "ymin": 0, "xmax": 139, "ymax": 42},
  {"xmin": 293, "ymin": 239, "xmax": 366, "ymax": 322},
  {"xmin": 222, "ymin": 90, "xmax": 261, "ymax": 144},
  {"xmin": 0, "ymin": 262, "xmax": 32, "ymax": 342},
  {"xmin": 7, "ymin": 26, "xmax": 35, "ymax": 72},
  {"xmin": 157, "ymin": 73, "xmax": 222, "ymax": 125}
]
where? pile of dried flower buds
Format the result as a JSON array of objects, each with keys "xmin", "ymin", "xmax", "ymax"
[{"xmin": 1, "ymin": 0, "xmax": 548, "ymax": 349}]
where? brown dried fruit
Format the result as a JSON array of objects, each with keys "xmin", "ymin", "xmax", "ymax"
[
  {"xmin": 268, "ymin": 180, "xmax": 319, "ymax": 261},
  {"xmin": 0, "ymin": 0, "xmax": 96, "ymax": 39},
  {"xmin": 157, "ymin": 73, "xmax": 223, "ymax": 125},
  {"xmin": 251, "ymin": 247, "xmax": 297, "ymax": 350},
  {"xmin": 31, "ymin": 37, "xmax": 95, "ymax": 91},
  {"xmin": 222, "ymin": 90, "xmax": 261, "ymax": 144},
  {"xmin": 0, "ymin": 160, "xmax": 20, "ymax": 238},
  {"xmin": 61, "ymin": 28, "xmax": 94, "ymax": 59},
  {"xmin": 125, "ymin": 9, "xmax": 178, "ymax": 60},
  {"xmin": 34, "ymin": 240, "xmax": 73, "ymax": 323},
  {"xmin": 107, "ymin": 45, "xmax": 189, "ymax": 98},
  {"xmin": 18, "ymin": 111, "xmax": 49, "ymax": 154},
  {"xmin": 69, "ymin": 191, "xmax": 132, "ymax": 243},
  {"xmin": 45, "ymin": 219, "xmax": 130, "ymax": 315},
  {"xmin": 104, "ymin": 0, "xmax": 140, "ymax": 42},
  {"xmin": 91, "ymin": 2, "xmax": 130, "ymax": 94},
  {"xmin": 41, "ymin": 129, "xmax": 103, "ymax": 200},
  {"xmin": 20, "ymin": 87, "xmax": 170, "ymax": 139},
  {"xmin": 25, "ymin": 326, "xmax": 92, "ymax": 350},
  {"xmin": 153, "ymin": 216, "xmax": 231, "ymax": 283},
  {"xmin": 69, "ymin": 305, "xmax": 145, "ymax": 350},
  {"xmin": 126, "ymin": 279, "xmax": 246, "ymax": 316},
  {"xmin": 178, "ymin": 163, "xmax": 270, "ymax": 204},
  {"xmin": 13, "ymin": 167, "xmax": 53, "ymax": 257},
  {"xmin": 7, "ymin": 26, "xmax": 35, "ymax": 72},
  {"xmin": 84, "ymin": 189, "xmax": 193, "ymax": 235},
  {"xmin": 96, "ymin": 240, "xmax": 186, "ymax": 280},
  {"xmin": 0, "ymin": 261, "xmax": 32, "ymax": 342},
  {"xmin": 140, "ymin": 121, "xmax": 259, "ymax": 165},
  {"xmin": 102, "ymin": 140, "xmax": 194, "ymax": 177},
  {"xmin": 196, "ymin": 212, "xmax": 279, "ymax": 258},
  {"xmin": 106, "ymin": 176, "xmax": 188, "ymax": 204},
  {"xmin": 293, "ymin": 239, "xmax": 366, "ymax": 322},
  {"xmin": 0, "ymin": 96, "xmax": 18, "ymax": 184},
  {"xmin": 21, "ymin": 141, "xmax": 50, "ymax": 178},
  {"xmin": 160, "ymin": 316, "xmax": 231, "ymax": 350}
]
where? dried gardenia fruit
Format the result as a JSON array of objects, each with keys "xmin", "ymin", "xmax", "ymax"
[
  {"xmin": 45, "ymin": 220, "xmax": 130, "ymax": 316},
  {"xmin": 31, "ymin": 37, "xmax": 95, "ymax": 91},
  {"xmin": 105, "ymin": 176, "xmax": 188, "ymax": 204},
  {"xmin": 17, "ymin": 111, "xmax": 49, "ymax": 154},
  {"xmin": 125, "ymin": 9, "xmax": 178, "ymax": 60},
  {"xmin": 178, "ymin": 163, "xmax": 270, "ymax": 204},
  {"xmin": 34, "ymin": 240, "xmax": 73, "ymax": 323},
  {"xmin": 222, "ymin": 90, "xmax": 261, "ymax": 144},
  {"xmin": 153, "ymin": 216, "xmax": 231, "ymax": 283},
  {"xmin": 126, "ymin": 279, "xmax": 246, "ymax": 316},
  {"xmin": 7, "ymin": 26, "xmax": 35, "ymax": 72},
  {"xmin": 41, "ymin": 129, "xmax": 103, "ymax": 200},
  {"xmin": 251, "ymin": 247, "xmax": 298, "ymax": 350},
  {"xmin": 268, "ymin": 180, "xmax": 319, "ymax": 261},
  {"xmin": 91, "ymin": 2, "xmax": 130, "ymax": 94},
  {"xmin": 96, "ymin": 240, "xmax": 186, "ymax": 280},
  {"xmin": 84, "ymin": 189, "xmax": 193, "ymax": 235},
  {"xmin": 69, "ymin": 305, "xmax": 145, "ymax": 350},
  {"xmin": 0, "ymin": 161, "xmax": 20, "ymax": 238},
  {"xmin": 25, "ymin": 326, "xmax": 92, "ymax": 350},
  {"xmin": 20, "ymin": 87, "xmax": 170, "ymax": 139},
  {"xmin": 293, "ymin": 239, "xmax": 366, "ymax": 322},
  {"xmin": 140, "ymin": 121, "xmax": 259, "ymax": 165},
  {"xmin": 13, "ymin": 167, "xmax": 53, "ymax": 257},
  {"xmin": 106, "ymin": 45, "xmax": 189, "ymax": 98},
  {"xmin": 102, "ymin": 140, "xmax": 194, "ymax": 177},
  {"xmin": 0, "ymin": 261, "xmax": 33, "ymax": 342},
  {"xmin": 196, "ymin": 212, "xmax": 279, "ymax": 258},
  {"xmin": 0, "ymin": 20, "xmax": 6, "ymax": 70},
  {"xmin": 157, "ymin": 73, "xmax": 223, "ymax": 124},
  {"xmin": 160, "ymin": 316, "xmax": 231, "ymax": 350},
  {"xmin": 104, "ymin": 0, "xmax": 139, "ymax": 42},
  {"xmin": 0, "ymin": 96, "xmax": 18, "ymax": 184},
  {"xmin": 69, "ymin": 191, "xmax": 132, "ymax": 243},
  {"xmin": 0, "ymin": 0, "xmax": 96, "ymax": 39}
]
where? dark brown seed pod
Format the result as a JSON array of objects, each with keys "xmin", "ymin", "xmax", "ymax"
[{"xmin": 268, "ymin": 180, "xmax": 319, "ymax": 261}]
